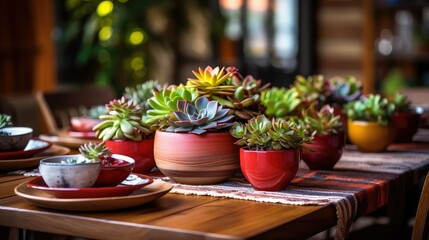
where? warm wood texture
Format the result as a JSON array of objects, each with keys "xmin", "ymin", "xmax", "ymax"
[
  {"xmin": 0, "ymin": 175, "xmax": 336, "ymax": 240},
  {"xmin": 0, "ymin": 0, "xmax": 56, "ymax": 95},
  {"xmin": 412, "ymin": 172, "xmax": 429, "ymax": 240}
]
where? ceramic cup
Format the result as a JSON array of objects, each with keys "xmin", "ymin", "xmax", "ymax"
[{"xmin": 39, "ymin": 155, "xmax": 101, "ymax": 188}]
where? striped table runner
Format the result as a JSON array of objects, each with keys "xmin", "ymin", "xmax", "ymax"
[{"xmin": 165, "ymin": 150, "xmax": 429, "ymax": 240}]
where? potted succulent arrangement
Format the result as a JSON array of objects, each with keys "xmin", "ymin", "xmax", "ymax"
[
  {"xmin": 291, "ymin": 75, "xmax": 331, "ymax": 109},
  {"xmin": 0, "ymin": 113, "xmax": 33, "ymax": 152},
  {"xmin": 186, "ymin": 66, "xmax": 269, "ymax": 120},
  {"xmin": 39, "ymin": 142, "xmax": 134, "ymax": 188},
  {"xmin": 230, "ymin": 115, "xmax": 313, "ymax": 191},
  {"xmin": 390, "ymin": 92, "xmax": 421, "ymax": 142},
  {"xmin": 260, "ymin": 87, "xmax": 302, "ymax": 119},
  {"xmin": 151, "ymin": 95, "xmax": 238, "ymax": 185},
  {"xmin": 123, "ymin": 80, "xmax": 165, "ymax": 114},
  {"xmin": 345, "ymin": 94, "xmax": 396, "ymax": 152},
  {"xmin": 93, "ymin": 97, "xmax": 154, "ymax": 173},
  {"xmin": 327, "ymin": 76, "xmax": 362, "ymax": 129},
  {"xmin": 296, "ymin": 104, "xmax": 345, "ymax": 170}
]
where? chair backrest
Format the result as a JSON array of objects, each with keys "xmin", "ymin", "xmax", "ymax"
[
  {"xmin": 36, "ymin": 87, "xmax": 116, "ymax": 134},
  {"xmin": 412, "ymin": 172, "xmax": 429, "ymax": 240}
]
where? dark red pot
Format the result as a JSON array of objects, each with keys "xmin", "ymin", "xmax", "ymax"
[
  {"xmin": 240, "ymin": 148, "xmax": 300, "ymax": 191},
  {"xmin": 94, "ymin": 154, "xmax": 135, "ymax": 187},
  {"xmin": 393, "ymin": 111, "xmax": 420, "ymax": 143},
  {"xmin": 302, "ymin": 132, "xmax": 345, "ymax": 170},
  {"xmin": 106, "ymin": 139, "xmax": 155, "ymax": 173}
]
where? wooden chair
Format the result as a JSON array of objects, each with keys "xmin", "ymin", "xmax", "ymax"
[
  {"xmin": 412, "ymin": 172, "xmax": 429, "ymax": 240},
  {"xmin": 36, "ymin": 87, "xmax": 116, "ymax": 134}
]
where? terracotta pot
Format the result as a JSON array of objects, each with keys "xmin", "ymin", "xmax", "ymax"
[
  {"xmin": 154, "ymin": 130, "xmax": 240, "ymax": 185},
  {"xmin": 240, "ymin": 148, "xmax": 300, "ymax": 191},
  {"xmin": 105, "ymin": 139, "xmax": 155, "ymax": 173},
  {"xmin": 302, "ymin": 132, "xmax": 345, "ymax": 170},
  {"xmin": 393, "ymin": 111, "xmax": 420, "ymax": 143},
  {"xmin": 347, "ymin": 120, "xmax": 396, "ymax": 153},
  {"xmin": 94, "ymin": 154, "xmax": 135, "ymax": 187}
]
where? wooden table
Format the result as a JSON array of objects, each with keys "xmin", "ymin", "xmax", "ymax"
[
  {"xmin": 0, "ymin": 138, "xmax": 428, "ymax": 240},
  {"xmin": 0, "ymin": 175, "xmax": 336, "ymax": 240}
]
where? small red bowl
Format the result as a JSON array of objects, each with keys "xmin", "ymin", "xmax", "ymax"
[
  {"xmin": 94, "ymin": 154, "xmax": 135, "ymax": 187},
  {"xmin": 70, "ymin": 117, "xmax": 101, "ymax": 132}
]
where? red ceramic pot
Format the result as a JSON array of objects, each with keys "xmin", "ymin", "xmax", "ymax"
[
  {"xmin": 105, "ymin": 139, "xmax": 155, "ymax": 174},
  {"xmin": 393, "ymin": 111, "xmax": 420, "ymax": 143},
  {"xmin": 154, "ymin": 130, "xmax": 240, "ymax": 185},
  {"xmin": 70, "ymin": 117, "xmax": 101, "ymax": 132},
  {"xmin": 94, "ymin": 154, "xmax": 135, "ymax": 187},
  {"xmin": 240, "ymin": 148, "xmax": 300, "ymax": 191},
  {"xmin": 302, "ymin": 132, "xmax": 345, "ymax": 170}
]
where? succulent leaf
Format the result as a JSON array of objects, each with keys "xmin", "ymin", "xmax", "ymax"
[{"xmin": 165, "ymin": 96, "xmax": 234, "ymax": 135}]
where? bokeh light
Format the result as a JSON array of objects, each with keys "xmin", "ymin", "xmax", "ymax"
[
  {"xmin": 97, "ymin": 1, "xmax": 114, "ymax": 17},
  {"xmin": 129, "ymin": 29, "xmax": 145, "ymax": 45},
  {"xmin": 99, "ymin": 26, "xmax": 113, "ymax": 41}
]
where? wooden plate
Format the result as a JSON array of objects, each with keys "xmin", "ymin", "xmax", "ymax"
[
  {"xmin": 39, "ymin": 131, "xmax": 101, "ymax": 149},
  {"xmin": 15, "ymin": 179, "xmax": 172, "ymax": 211},
  {"xmin": 0, "ymin": 145, "xmax": 70, "ymax": 171},
  {"xmin": 27, "ymin": 174, "xmax": 154, "ymax": 198}
]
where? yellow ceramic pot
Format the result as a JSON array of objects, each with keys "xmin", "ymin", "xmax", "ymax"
[{"xmin": 347, "ymin": 120, "xmax": 396, "ymax": 153}]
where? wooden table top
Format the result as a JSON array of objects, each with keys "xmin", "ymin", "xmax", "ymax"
[
  {"xmin": 0, "ymin": 175, "xmax": 336, "ymax": 240},
  {"xmin": 1, "ymin": 137, "xmax": 428, "ymax": 240}
]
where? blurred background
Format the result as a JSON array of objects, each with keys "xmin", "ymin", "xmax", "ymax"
[{"xmin": 1, "ymin": 0, "xmax": 429, "ymax": 132}]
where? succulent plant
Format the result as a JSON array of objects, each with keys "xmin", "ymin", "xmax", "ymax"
[
  {"xmin": 261, "ymin": 87, "xmax": 302, "ymax": 118},
  {"xmin": 328, "ymin": 76, "xmax": 362, "ymax": 106},
  {"xmin": 390, "ymin": 92, "xmax": 412, "ymax": 112},
  {"xmin": 0, "ymin": 114, "xmax": 12, "ymax": 136},
  {"xmin": 0, "ymin": 114, "xmax": 12, "ymax": 129},
  {"xmin": 87, "ymin": 105, "xmax": 109, "ymax": 119},
  {"xmin": 62, "ymin": 142, "xmax": 112, "ymax": 164},
  {"xmin": 211, "ymin": 69, "xmax": 269, "ymax": 120},
  {"xmin": 230, "ymin": 115, "xmax": 313, "ymax": 151},
  {"xmin": 142, "ymin": 85, "xmax": 199, "ymax": 129},
  {"xmin": 291, "ymin": 75, "xmax": 331, "ymax": 108},
  {"xmin": 186, "ymin": 66, "xmax": 235, "ymax": 97},
  {"xmin": 93, "ymin": 97, "xmax": 151, "ymax": 141},
  {"xmin": 123, "ymin": 80, "xmax": 165, "ymax": 113},
  {"xmin": 297, "ymin": 104, "xmax": 342, "ymax": 136},
  {"xmin": 345, "ymin": 94, "xmax": 396, "ymax": 126},
  {"xmin": 166, "ymin": 96, "xmax": 235, "ymax": 135}
]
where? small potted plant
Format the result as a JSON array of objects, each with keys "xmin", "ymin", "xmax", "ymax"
[
  {"xmin": 390, "ymin": 92, "xmax": 421, "ymax": 142},
  {"xmin": 79, "ymin": 142, "xmax": 134, "ymax": 187},
  {"xmin": 93, "ymin": 97, "xmax": 154, "ymax": 173},
  {"xmin": 328, "ymin": 76, "xmax": 362, "ymax": 130},
  {"xmin": 152, "ymin": 95, "xmax": 238, "ymax": 185},
  {"xmin": 230, "ymin": 115, "xmax": 313, "ymax": 191},
  {"xmin": 0, "ymin": 114, "xmax": 33, "ymax": 152},
  {"xmin": 297, "ymin": 104, "xmax": 345, "ymax": 170},
  {"xmin": 38, "ymin": 142, "xmax": 134, "ymax": 188},
  {"xmin": 345, "ymin": 94, "xmax": 396, "ymax": 152}
]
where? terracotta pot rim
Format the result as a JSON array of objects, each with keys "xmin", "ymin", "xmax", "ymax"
[
  {"xmin": 107, "ymin": 138, "xmax": 153, "ymax": 143},
  {"xmin": 240, "ymin": 147, "xmax": 300, "ymax": 153}
]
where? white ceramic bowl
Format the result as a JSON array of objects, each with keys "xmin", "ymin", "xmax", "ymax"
[
  {"xmin": 0, "ymin": 127, "xmax": 33, "ymax": 152},
  {"xmin": 39, "ymin": 155, "xmax": 101, "ymax": 188}
]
